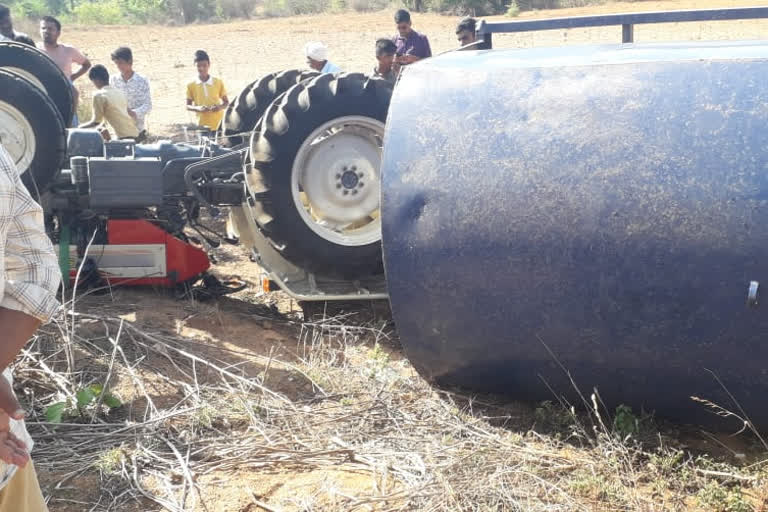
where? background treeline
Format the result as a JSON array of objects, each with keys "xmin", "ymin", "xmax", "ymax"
[{"xmin": 7, "ymin": 0, "xmax": 604, "ymax": 26}]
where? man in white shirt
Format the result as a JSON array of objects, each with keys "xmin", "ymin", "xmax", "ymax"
[
  {"xmin": 304, "ymin": 41, "xmax": 341, "ymax": 74},
  {"xmin": 0, "ymin": 144, "xmax": 61, "ymax": 511},
  {"xmin": 110, "ymin": 46, "xmax": 151, "ymax": 141}
]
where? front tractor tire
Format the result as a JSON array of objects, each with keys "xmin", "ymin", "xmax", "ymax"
[
  {"xmin": 0, "ymin": 69, "xmax": 66, "ymax": 196},
  {"xmin": 248, "ymin": 73, "xmax": 393, "ymax": 279}
]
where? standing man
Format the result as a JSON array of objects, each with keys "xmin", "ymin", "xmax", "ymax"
[
  {"xmin": 373, "ymin": 38, "xmax": 397, "ymax": 84},
  {"xmin": 186, "ymin": 50, "xmax": 229, "ymax": 132},
  {"xmin": 304, "ymin": 42, "xmax": 341, "ymax": 73},
  {"xmin": 79, "ymin": 64, "xmax": 139, "ymax": 140},
  {"xmin": 456, "ymin": 17, "xmax": 477, "ymax": 48},
  {"xmin": 110, "ymin": 46, "xmax": 151, "ymax": 142},
  {"xmin": 0, "ymin": 4, "xmax": 29, "ymax": 42},
  {"xmin": 392, "ymin": 9, "xmax": 431, "ymax": 68},
  {"xmin": 38, "ymin": 16, "xmax": 91, "ymax": 126},
  {"xmin": 0, "ymin": 144, "xmax": 61, "ymax": 511}
]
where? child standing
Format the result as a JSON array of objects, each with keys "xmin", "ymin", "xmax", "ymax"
[
  {"xmin": 110, "ymin": 46, "xmax": 151, "ymax": 142},
  {"xmin": 185, "ymin": 50, "xmax": 229, "ymax": 132}
]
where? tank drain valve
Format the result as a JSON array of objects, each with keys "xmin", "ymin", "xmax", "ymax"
[{"xmin": 747, "ymin": 281, "xmax": 760, "ymax": 308}]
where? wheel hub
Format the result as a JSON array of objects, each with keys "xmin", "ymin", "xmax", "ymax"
[{"xmin": 340, "ymin": 168, "xmax": 360, "ymax": 189}]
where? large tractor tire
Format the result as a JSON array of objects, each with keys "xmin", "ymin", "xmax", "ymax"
[
  {"xmin": 221, "ymin": 69, "xmax": 320, "ymax": 146},
  {"xmin": 0, "ymin": 42, "xmax": 73, "ymax": 126},
  {"xmin": 0, "ymin": 69, "xmax": 66, "ymax": 195},
  {"xmin": 248, "ymin": 73, "xmax": 393, "ymax": 278}
]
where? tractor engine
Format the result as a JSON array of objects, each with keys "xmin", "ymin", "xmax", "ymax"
[{"xmin": 42, "ymin": 129, "xmax": 246, "ymax": 288}]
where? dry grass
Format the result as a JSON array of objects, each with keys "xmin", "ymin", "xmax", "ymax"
[{"xmin": 11, "ymin": 285, "xmax": 768, "ymax": 511}]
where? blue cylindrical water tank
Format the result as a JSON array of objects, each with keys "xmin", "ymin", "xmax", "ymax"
[{"xmin": 381, "ymin": 42, "xmax": 768, "ymax": 428}]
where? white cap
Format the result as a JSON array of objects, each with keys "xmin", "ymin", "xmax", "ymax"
[{"xmin": 304, "ymin": 41, "xmax": 328, "ymax": 62}]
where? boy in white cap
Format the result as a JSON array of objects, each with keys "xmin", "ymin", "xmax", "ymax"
[{"xmin": 304, "ymin": 42, "xmax": 341, "ymax": 73}]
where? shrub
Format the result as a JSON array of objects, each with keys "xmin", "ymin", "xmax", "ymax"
[
  {"xmin": 506, "ymin": 3, "xmax": 519, "ymax": 16},
  {"xmin": 216, "ymin": 0, "xmax": 258, "ymax": 18},
  {"xmin": 12, "ymin": 0, "xmax": 48, "ymax": 19},
  {"xmin": 262, "ymin": 0, "xmax": 328, "ymax": 16},
  {"xmin": 120, "ymin": 0, "xmax": 169, "ymax": 23},
  {"xmin": 512, "ymin": 0, "xmax": 602, "ymax": 10},
  {"xmin": 348, "ymin": 0, "xmax": 389, "ymax": 11},
  {"xmin": 427, "ymin": 0, "xmax": 507, "ymax": 15},
  {"xmin": 69, "ymin": 0, "xmax": 123, "ymax": 24}
]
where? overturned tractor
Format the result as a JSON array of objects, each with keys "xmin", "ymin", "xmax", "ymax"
[
  {"xmin": 0, "ymin": 40, "xmax": 391, "ymax": 299},
  {"xmin": 5, "ymin": 6, "xmax": 768, "ymax": 431}
]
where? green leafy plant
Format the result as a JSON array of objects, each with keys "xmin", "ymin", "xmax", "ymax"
[
  {"xmin": 697, "ymin": 481, "xmax": 752, "ymax": 512},
  {"xmin": 45, "ymin": 383, "xmax": 122, "ymax": 424},
  {"xmin": 365, "ymin": 343, "xmax": 390, "ymax": 380},
  {"xmin": 613, "ymin": 404, "xmax": 639, "ymax": 437},
  {"xmin": 534, "ymin": 400, "xmax": 576, "ymax": 434}
]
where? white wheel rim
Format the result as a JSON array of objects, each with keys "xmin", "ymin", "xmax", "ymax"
[
  {"xmin": 291, "ymin": 115, "xmax": 384, "ymax": 247},
  {"xmin": 0, "ymin": 101, "xmax": 36, "ymax": 173}
]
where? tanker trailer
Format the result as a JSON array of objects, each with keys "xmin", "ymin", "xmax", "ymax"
[{"xmin": 381, "ymin": 7, "xmax": 768, "ymax": 428}]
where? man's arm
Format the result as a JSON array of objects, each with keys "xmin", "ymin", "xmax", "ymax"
[
  {"xmin": 70, "ymin": 47, "xmax": 91, "ymax": 82},
  {"xmin": 131, "ymin": 76, "xmax": 152, "ymax": 116},
  {"xmin": 186, "ymin": 98, "xmax": 207, "ymax": 113},
  {"xmin": 0, "ymin": 146, "xmax": 60, "ymax": 410},
  {"xmin": 397, "ymin": 36, "xmax": 431, "ymax": 64},
  {"xmin": 210, "ymin": 94, "xmax": 229, "ymax": 112},
  {"xmin": 186, "ymin": 84, "xmax": 207, "ymax": 113},
  {"xmin": 423, "ymin": 35, "xmax": 432, "ymax": 58},
  {"xmin": 397, "ymin": 54, "xmax": 421, "ymax": 64},
  {"xmin": 79, "ymin": 94, "xmax": 105, "ymax": 129}
]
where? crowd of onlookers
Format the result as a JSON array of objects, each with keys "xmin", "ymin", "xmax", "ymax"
[{"xmin": 0, "ymin": 4, "xmax": 478, "ymax": 140}]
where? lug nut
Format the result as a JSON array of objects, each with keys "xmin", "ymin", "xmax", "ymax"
[
  {"xmin": 351, "ymin": 165, "xmax": 357, "ymax": 171},
  {"xmin": 343, "ymin": 190, "xmax": 349, "ymax": 196},
  {"xmin": 359, "ymin": 182, "xmax": 364, "ymax": 188},
  {"xmin": 352, "ymin": 189, "xmax": 358, "ymax": 195},
  {"xmin": 358, "ymin": 172, "xmax": 364, "ymax": 178},
  {"xmin": 336, "ymin": 173, "xmax": 341, "ymax": 179},
  {"xmin": 336, "ymin": 184, "xmax": 342, "ymax": 189}
]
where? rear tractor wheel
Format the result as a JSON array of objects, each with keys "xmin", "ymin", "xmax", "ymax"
[{"xmin": 248, "ymin": 72, "xmax": 393, "ymax": 279}]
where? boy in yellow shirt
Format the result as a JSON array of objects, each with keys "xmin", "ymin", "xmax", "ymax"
[
  {"xmin": 186, "ymin": 50, "xmax": 229, "ymax": 131},
  {"xmin": 79, "ymin": 64, "xmax": 139, "ymax": 140}
]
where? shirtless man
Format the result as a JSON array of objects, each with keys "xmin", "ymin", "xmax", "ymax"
[{"xmin": 38, "ymin": 16, "xmax": 91, "ymax": 126}]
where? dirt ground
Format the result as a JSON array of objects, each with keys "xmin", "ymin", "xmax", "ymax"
[
  {"xmin": 23, "ymin": 0, "xmax": 768, "ymax": 136},
  {"xmin": 17, "ymin": 1, "xmax": 768, "ymax": 510}
]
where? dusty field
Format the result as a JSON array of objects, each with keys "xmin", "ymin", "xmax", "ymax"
[
  {"xmin": 30, "ymin": 0, "xmax": 768, "ymax": 136},
  {"xmin": 13, "ymin": 1, "xmax": 768, "ymax": 510}
]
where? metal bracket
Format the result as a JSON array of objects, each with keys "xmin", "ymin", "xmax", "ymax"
[{"xmin": 229, "ymin": 206, "xmax": 388, "ymax": 302}]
